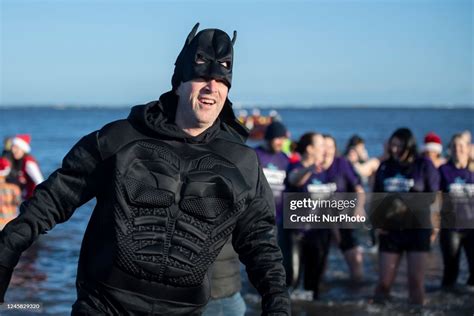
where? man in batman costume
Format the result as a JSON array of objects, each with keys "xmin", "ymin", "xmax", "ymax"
[{"xmin": 0, "ymin": 23, "xmax": 290, "ymax": 315}]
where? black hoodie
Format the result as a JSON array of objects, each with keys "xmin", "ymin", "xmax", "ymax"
[{"xmin": 0, "ymin": 92, "xmax": 290, "ymax": 315}]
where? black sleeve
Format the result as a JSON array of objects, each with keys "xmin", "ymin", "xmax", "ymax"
[
  {"xmin": 232, "ymin": 165, "xmax": 290, "ymax": 316},
  {"xmin": 0, "ymin": 131, "xmax": 102, "ymax": 269}
]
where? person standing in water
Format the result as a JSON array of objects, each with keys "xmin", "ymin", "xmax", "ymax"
[
  {"xmin": 439, "ymin": 133, "xmax": 474, "ymax": 289},
  {"xmin": 255, "ymin": 121, "xmax": 291, "ymax": 286},
  {"xmin": 7, "ymin": 135, "xmax": 44, "ymax": 200},
  {"xmin": 373, "ymin": 128, "xmax": 439, "ymax": 305},
  {"xmin": 344, "ymin": 135, "xmax": 380, "ymax": 248},
  {"xmin": 286, "ymin": 132, "xmax": 329, "ymax": 299},
  {"xmin": 323, "ymin": 134, "xmax": 365, "ymax": 282}
]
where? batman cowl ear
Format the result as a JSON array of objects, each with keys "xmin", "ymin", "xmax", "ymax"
[
  {"xmin": 175, "ymin": 23, "xmax": 200, "ymax": 66},
  {"xmin": 186, "ymin": 23, "xmax": 200, "ymax": 45},
  {"xmin": 231, "ymin": 31, "xmax": 237, "ymax": 46}
]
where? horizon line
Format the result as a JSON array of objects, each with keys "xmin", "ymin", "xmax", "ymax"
[
  {"xmin": 0, "ymin": 101, "xmax": 474, "ymax": 110},
  {"xmin": 0, "ymin": 103, "xmax": 473, "ymax": 110}
]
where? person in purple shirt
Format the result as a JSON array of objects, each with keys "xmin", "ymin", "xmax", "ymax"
[
  {"xmin": 286, "ymin": 132, "xmax": 331, "ymax": 300},
  {"xmin": 439, "ymin": 133, "xmax": 474, "ymax": 288},
  {"xmin": 255, "ymin": 121, "xmax": 290, "ymax": 224},
  {"xmin": 323, "ymin": 134, "xmax": 365, "ymax": 283},
  {"xmin": 254, "ymin": 121, "xmax": 292, "ymax": 289},
  {"xmin": 373, "ymin": 128, "xmax": 440, "ymax": 305}
]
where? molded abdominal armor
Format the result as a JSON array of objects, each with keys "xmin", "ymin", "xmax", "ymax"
[{"xmin": 112, "ymin": 140, "xmax": 248, "ymax": 287}]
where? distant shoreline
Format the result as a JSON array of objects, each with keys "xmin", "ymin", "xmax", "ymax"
[{"xmin": 0, "ymin": 105, "xmax": 473, "ymax": 110}]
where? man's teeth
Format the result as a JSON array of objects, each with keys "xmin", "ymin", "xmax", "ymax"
[{"xmin": 200, "ymin": 99, "xmax": 216, "ymax": 105}]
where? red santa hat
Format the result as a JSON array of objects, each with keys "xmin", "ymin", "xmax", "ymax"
[
  {"xmin": 423, "ymin": 132, "xmax": 442, "ymax": 154},
  {"xmin": 12, "ymin": 134, "xmax": 32, "ymax": 154},
  {"xmin": 0, "ymin": 157, "xmax": 11, "ymax": 177}
]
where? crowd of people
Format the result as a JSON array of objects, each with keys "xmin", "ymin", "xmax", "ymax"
[
  {"xmin": 0, "ymin": 24, "xmax": 471, "ymax": 315},
  {"xmin": 255, "ymin": 120, "xmax": 473, "ymax": 308},
  {"xmin": 0, "ymin": 124, "xmax": 472, "ymax": 313}
]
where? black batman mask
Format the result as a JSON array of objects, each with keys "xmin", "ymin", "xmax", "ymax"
[{"xmin": 172, "ymin": 23, "xmax": 237, "ymax": 90}]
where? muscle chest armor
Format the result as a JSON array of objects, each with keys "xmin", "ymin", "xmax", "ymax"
[{"xmin": 107, "ymin": 138, "xmax": 251, "ymax": 288}]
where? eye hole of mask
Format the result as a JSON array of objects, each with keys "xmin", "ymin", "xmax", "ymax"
[
  {"xmin": 195, "ymin": 54, "xmax": 208, "ymax": 64},
  {"xmin": 219, "ymin": 60, "xmax": 230, "ymax": 69}
]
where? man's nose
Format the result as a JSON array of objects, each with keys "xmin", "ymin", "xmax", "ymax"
[{"xmin": 204, "ymin": 79, "xmax": 219, "ymax": 93}]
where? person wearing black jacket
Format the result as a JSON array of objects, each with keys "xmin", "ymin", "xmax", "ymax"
[{"xmin": 0, "ymin": 23, "xmax": 290, "ymax": 315}]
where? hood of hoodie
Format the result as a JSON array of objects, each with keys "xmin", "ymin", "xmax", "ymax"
[{"xmin": 127, "ymin": 91, "xmax": 249, "ymax": 144}]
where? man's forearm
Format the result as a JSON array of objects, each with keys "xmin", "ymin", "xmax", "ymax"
[{"xmin": 288, "ymin": 164, "xmax": 314, "ymax": 187}]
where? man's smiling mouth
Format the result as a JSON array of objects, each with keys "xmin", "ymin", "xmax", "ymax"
[{"xmin": 198, "ymin": 96, "xmax": 216, "ymax": 106}]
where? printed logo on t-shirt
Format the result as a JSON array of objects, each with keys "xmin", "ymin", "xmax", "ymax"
[
  {"xmin": 266, "ymin": 163, "xmax": 279, "ymax": 171},
  {"xmin": 447, "ymin": 177, "xmax": 474, "ymax": 224},
  {"xmin": 262, "ymin": 167, "xmax": 286, "ymax": 196},
  {"xmin": 307, "ymin": 179, "xmax": 337, "ymax": 194},
  {"xmin": 383, "ymin": 173, "xmax": 415, "ymax": 192},
  {"xmin": 449, "ymin": 177, "xmax": 474, "ymax": 197}
]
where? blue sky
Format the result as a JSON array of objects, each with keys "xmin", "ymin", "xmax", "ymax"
[{"xmin": 1, "ymin": 0, "xmax": 472, "ymax": 107}]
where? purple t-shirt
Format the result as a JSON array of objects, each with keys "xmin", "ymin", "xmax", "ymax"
[
  {"xmin": 287, "ymin": 157, "xmax": 360, "ymax": 194},
  {"xmin": 286, "ymin": 161, "xmax": 334, "ymax": 194},
  {"xmin": 374, "ymin": 157, "xmax": 440, "ymax": 193},
  {"xmin": 325, "ymin": 157, "xmax": 361, "ymax": 193},
  {"xmin": 373, "ymin": 157, "xmax": 440, "ymax": 229},
  {"xmin": 255, "ymin": 146, "xmax": 290, "ymax": 221},
  {"xmin": 439, "ymin": 160, "xmax": 474, "ymax": 228},
  {"xmin": 439, "ymin": 161, "xmax": 474, "ymax": 193}
]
